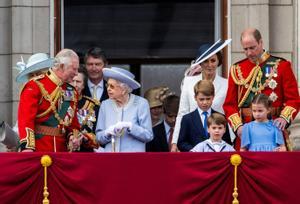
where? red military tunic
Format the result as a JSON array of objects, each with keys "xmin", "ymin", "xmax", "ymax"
[
  {"xmin": 18, "ymin": 69, "xmax": 80, "ymax": 152},
  {"xmin": 224, "ymin": 52, "xmax": 299, "ymax": 132}
]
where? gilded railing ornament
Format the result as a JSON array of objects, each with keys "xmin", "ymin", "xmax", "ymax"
[
  {"xmin": 230, "ymin": 154, "xmax": 242, "ymax": 204},
  {"xmin": 41, "ymin": 155, "xmax": 52, "ymax": 204}
]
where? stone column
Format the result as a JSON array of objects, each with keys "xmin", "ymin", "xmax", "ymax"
[
  {"xmin": 0, "ymin": 1, "xmax": 13, "ymax": 125},
  {"xmin": 230, "ymin": 0, "xmax": 270, "ymax": 63},
  {"xmin": 11, "ymin": 0, "xmax": 51, "ymax": 125}
]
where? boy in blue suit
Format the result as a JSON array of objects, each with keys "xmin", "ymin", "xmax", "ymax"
[
  {"xmin": 177, "ymin": 80, "xmax": 232, "ymax": 152},
  {"xmin": 146, "ymin": 95, "xmax": 180, "ymax": 152}
]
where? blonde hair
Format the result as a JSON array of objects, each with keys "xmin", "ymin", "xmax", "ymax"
[{"xmin": 194, "ymin": 80, "xmax": 215, "ymax": 96}]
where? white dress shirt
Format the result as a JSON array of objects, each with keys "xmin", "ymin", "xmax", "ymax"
[{"xmin": 88, "ymin": 79, "xmax": 104, "ymax": 100}]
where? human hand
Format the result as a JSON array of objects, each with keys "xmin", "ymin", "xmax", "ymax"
[
  {"xmin": 237, "ymin": 126, "xmax": 243, "ymax": 138},
  {"xmin": 274, "ymin": 145, "xmax": 287, "ymax": 152},
  {"xmin": 114, "ymin": 121, "xmax": 132, "ymax": 136},
  {"xmin": 69, "ymin": 134, "xmax": 83, "ymax": 151},
  {"xmin": 104, "ymin": 125, "xmax": 116, "ymax": 137},
  {"xmin": 170, "ymin": 143, "xmax": 180, "ymax": 152},
  {"xmin": 22, "ymin": 149, "xmax": 34, "ymax": 152},
  {"xmin": 186, "ymin": 64, "xmax": 202, "ymax": 76},
  {"xmin": 273, "ymin": 117, "xmax": 287, "ymax": 130}
]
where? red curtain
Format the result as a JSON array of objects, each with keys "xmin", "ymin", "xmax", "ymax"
[{"xmin": 0, "ymin": 152, "xmax": 299, "ymax": 204}]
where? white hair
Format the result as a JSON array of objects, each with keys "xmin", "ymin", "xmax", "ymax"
[
  {"xmin": 118, "ymin": 81, "xmax": 133, "ymax": 94},
  {"xmin": 53, "ymin": 49, "xmax": 78, "ymax": 70}
]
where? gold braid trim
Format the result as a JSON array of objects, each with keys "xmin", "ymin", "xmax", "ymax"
[
  {"xmin": 231, "ymin": 64, "xmax": 258, "ymax": 85},
  {"xmin": 231, "ymin": 56, "xmax": 281, "ymax": 107},
  {"xmin": 35, "ymin": 81, "xmax": 62, "ymax": 118},
  {"xmin": 238, "ymin": 67, "xmax": 260, "ymax": 107},
  {"xmin": 34, "ymin": 80, "xmax": 77, "ymax": 128},
  {"xmin": 280, "ymin": 106, "xmax": 297, "ymax": 123},
  {"xmin": 228, "ymin": 113, "xmax": 243, "ymax": 132},
  {"xmin": 230, "ymin": 64, "xmax": 261, "ymax": 107}
]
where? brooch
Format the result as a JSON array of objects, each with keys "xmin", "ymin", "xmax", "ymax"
[
  {"xmin": 268, "ymin": 79, "xmax": 277, "ymax": 90},
  {"xmin": 269, "ymin": 92, "xmax": 278, "ymax": 102}
]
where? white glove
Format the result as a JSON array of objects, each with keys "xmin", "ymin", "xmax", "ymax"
[
  {"xmin": 114, "ymin": 121, "xmax": 132, "ymax": 136},
  {"xmin": 104, "ymin": 125, "xmax": 116, "ymax": 137}
]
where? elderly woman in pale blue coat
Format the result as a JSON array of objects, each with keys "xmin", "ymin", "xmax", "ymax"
[{"xmin": 96, "ymin": 67, "xmax": 153, "ymax": 152}]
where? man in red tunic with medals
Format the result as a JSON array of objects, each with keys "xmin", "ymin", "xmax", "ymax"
[
  {"xmin": 18, "ymin": 49, "xmax": 82, "ymax": 152},
  {"xmin": 223, "ymin": 28, "xmax": 299, "ymax": 150}
]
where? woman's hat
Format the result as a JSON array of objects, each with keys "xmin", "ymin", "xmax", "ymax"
[
  {"xmin": 191, "ymin": 39, "xmax": 232, "ymax": 67},
  {"xmin": 15, "ymin": 53, "xmax": 54, "ymax": 83},
  {"xmin": 103, "ymin": 67, "xmax": 141, "ymax": 90},
  {"xmin": 144, "ymin": 86, "xmax": 174, "ymax": 108}
]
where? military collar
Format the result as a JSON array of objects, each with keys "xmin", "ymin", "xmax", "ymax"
[
  {"xmin": 47, "ymin": 69, "xmax": 63, "ymax": 86},
  {"xmin": 256, "ymin": 51, "xmax": 270, "ymax": 65}
]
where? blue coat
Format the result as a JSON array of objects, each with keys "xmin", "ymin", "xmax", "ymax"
[{"xmin": 96, "ymin": 94, "xmax": 153, "ymax": 152}]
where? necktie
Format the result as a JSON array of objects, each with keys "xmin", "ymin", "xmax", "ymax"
[
  {"xmin": 92, "ymin": 85, "xmax": 98, "ymax": 99},
  {"xmin": 168, "ymin": 127, "xmax": 174, "ymax": 151},
  {"xmin": 202, "ymin": 111, "xmax": 208, "ymax": 138}
]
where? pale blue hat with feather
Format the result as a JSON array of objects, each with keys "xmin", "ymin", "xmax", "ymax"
[{"xmin": 15, "ymin": 53, "xmax": 54, "ymax": 83}]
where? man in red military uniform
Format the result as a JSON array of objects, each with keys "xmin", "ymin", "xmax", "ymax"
[
  {"xmin": 18, "ymin": 49, "xmax": 82, "ymax": 152},
  {"xmin": 223, "ymin": 28, "xmax": 299, "ymax": 150}
]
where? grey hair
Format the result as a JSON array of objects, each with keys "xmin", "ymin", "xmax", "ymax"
[
  {"xmin": 53, "ymin": 49, "xmax": 78, "ymax": 70},
  {"xmin": 118, "ymin": 81, "xmax": 133, "ymax": 94}
]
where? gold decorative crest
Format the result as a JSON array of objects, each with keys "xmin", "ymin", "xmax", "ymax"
[
  {"xmin": 25, "ymin": 127, "xmax": 35, "ymax": 149},
  {"xmin": 280, "ymin": 106, "xmax": 297, "ymax": 123},
  {"xmin": 228, "ymin": 113, "xmax": 243, "ymax": 132}
]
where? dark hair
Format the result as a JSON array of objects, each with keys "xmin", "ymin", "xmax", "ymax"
[
  {"xmin": 252, "ymin": 29, "xmax": 262, "ymax": 43},
  {"xmin": 163, "ymin": 95, "xmax": 180, "ymax": 114},
  {"xmin": 201, "ymin": 52, "xmax": 222, "ymax": 67},
  {"xmin": 251, "ymin": 93, "xmax": 272, "ymax": 108},
  {"xmin": 194, "ymin": 80, "xmax": 215, "ymax": 97},
  {"xmin": 196, "ymin": 43, "xmax": 223, "ymax": 66},
  {"xmin": 207, "ymin": 113, "xmax": 227, "ymax": 128},
  {"xmin": 84, "ymin": 47, "xmax": 107, "ymax": 64},
  {"xmin": 216, "ymin": 52, "xmax": 223, "ymax": 66},
  {"xmin": 78, "ymin": 65, "xmax": 88, "ymax": 84}
]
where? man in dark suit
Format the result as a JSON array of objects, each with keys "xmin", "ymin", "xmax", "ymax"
[
  {"xmin": 82, "ymin": 47, "xmax": 109, "ymax": 132},
  {"xmin": 177, "ymin": 80, "xmax": 232, "ymax": 152},
  {"xmin": 146, "ymin": 95, "xmax": 179, "ymax": 152}
]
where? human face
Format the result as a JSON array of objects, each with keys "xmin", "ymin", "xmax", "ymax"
[
  {"xmin": 71, "ymin": 73, "xmax": 85, "ymax": 95},
  {"xmin": 251, "ymin": 103, "xmax": 269, "ymax": 122},
  {"xmin": 85, "ymin": 56, "xmax": 105, "ymax": 82},
  {"xmin": 62, "ymin": 57, "xmax": 79, "ymax": 83},
  {"xmin": 164, "ymin": 112, "xmax": 177, "ymax": 128},
  {"xmin": 194, "ymin": 92, "xmax": 214, "ymax": 112},
  {"xmin": 200, "ymin": 54, "xmax": 219, "ymax": 76},
  {"xmin": 107, "ymin": 78, "xmax": 125, "ymax": 101},
  {"xmin": 208, "ymin": 123, "xmax": 226, "ymax": 142},
  {"xmin": 150, "ymin": 106, "xmax": 163, "ymax": 124},
  {"xmin": 241, "ymin": 35, "xmax": 263, "ymax": 63}
]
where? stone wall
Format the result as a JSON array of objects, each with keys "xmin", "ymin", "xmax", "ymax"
[{"xmin": 0, "ymin": 0, "xmax": 51, "ymax": 125}]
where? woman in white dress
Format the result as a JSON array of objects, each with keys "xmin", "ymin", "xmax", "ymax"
[{"xmin": 171, "ymin": 39, "xmax": 233, "ymax": 152}]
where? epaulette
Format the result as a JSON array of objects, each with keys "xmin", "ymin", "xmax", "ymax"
[
  {"xmin": 233, "ymin": 58, "xmax": 248, "ymax": 65},
  {"xmin": 83, "ymin": 95, "xmax": 100, "ymax": 106},
  {"xmin": 19, "ymin": 74, "xmax": 46, "ymax": 94},
  {"xmin": 270, "ymin": 55, "xmax": 287, "ymax": 61}
]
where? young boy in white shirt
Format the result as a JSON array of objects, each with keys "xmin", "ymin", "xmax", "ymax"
[{"xmin": 191, "ymin": 113, "xmax": 235, "ymax": 152}]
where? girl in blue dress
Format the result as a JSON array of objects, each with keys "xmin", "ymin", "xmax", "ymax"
[{"xmin": 241, "ymin": 94, "xmax": 286, "ymax": 152}]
